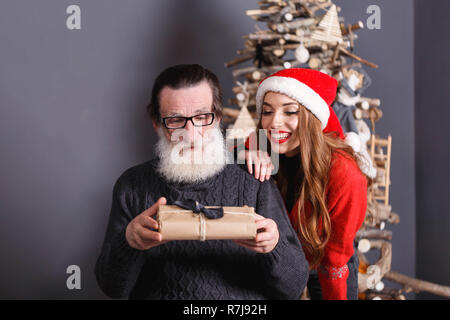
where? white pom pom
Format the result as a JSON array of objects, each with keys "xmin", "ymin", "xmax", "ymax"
[
  {"xmin": 358, "ymin": 238, "xmax": 371, "ymax": 253},
  {"xmin": 361, "ymin": 101, "xmax": 370, "ymax": 110},
  {"xmin": 284, "ymin": 13, "xmax": 293, "ymax": 21},
  {"xmin": 375, "ymin": 281, "xmax": 385, "ymax": 292},
  {"xmin": 236, "ymin": 93, "xmax": 246, "ymax": 102},
  {"xmin": 345, "ymin": 132, "xmax": 361, "ymax": 153},
  {"xmin": 344, "ymin": 130, "xmax": 377, "ymax": 179}
]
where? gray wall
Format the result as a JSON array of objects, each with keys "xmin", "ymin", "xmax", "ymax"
[
  {"xmin": 0, "ymin": 0, "xmax": 423, "ymax": 299},
  {"xmin": 334, "ymin": 0, "xmax": 417, "ymax": 298},
  {"xmin": 415, "ymin": 0, "xmax": 450, "ymax": 299}
]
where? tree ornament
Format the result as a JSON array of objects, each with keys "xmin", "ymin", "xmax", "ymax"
[{"xmin": 295, "ymin": 44, "xmax": 310, "ymax": 64}]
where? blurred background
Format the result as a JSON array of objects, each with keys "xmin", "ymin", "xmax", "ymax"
[{"xmin": 0, "ymin": 0, "xmax": 448, "ymax": 299}]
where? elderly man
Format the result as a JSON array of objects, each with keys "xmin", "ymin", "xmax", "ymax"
[{"xmin": 95, "ymin": 64, "xmax": 309, "ymax": 300}]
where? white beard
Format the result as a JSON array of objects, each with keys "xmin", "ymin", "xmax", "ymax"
[{"xmin": 155, "ymin": 125, "xmax": 229, "ymax": 184}]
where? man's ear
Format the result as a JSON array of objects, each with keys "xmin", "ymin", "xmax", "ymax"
[
  {"xmin": 152, "ymin": 119, "xmax": 160, "ymax": 132},
  {"xmin": 215, "ymin": 114, "xmax": 222, "ymax": 125}
]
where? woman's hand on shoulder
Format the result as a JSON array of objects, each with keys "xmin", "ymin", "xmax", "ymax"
[{"xmin": 238, "ymin": 149, "xmax": 274, "ymax": 182}]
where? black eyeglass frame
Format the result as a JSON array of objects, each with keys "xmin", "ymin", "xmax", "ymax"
[{"xmin": 161, "ymin": 112, "xmax": 215, "ymax": 129}]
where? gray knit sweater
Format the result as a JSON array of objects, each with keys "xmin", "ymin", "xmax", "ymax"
[{"xmin": 95, "ymin": 158, "xmax": 309, "ymax": 300}]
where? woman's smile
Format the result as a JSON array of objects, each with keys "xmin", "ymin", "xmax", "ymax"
[{"xmin": 269, "ymin": 130, "xmax": 292, "ymax": 144}]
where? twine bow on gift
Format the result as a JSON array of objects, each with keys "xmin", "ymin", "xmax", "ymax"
[
  {"xmin": 173, "ymin": 199, "xmax": 224, "ymax": 219},
  {"xmin": 172, "ymin": 199, "xmax": 224, "ymax": 241}
]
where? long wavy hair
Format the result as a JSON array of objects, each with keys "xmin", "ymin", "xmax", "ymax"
[{"xmin": 258, "ymin": 103, "xmax": 369, "ymax": 269}]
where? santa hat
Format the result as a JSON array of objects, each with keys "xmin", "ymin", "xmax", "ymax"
[
  {"xmin": 256, "ymin": 68, "xmax": 344, "ymax": 138},
  {"xmin": 255, "ymin": 68, "xmax": 376, "ymax": 178}
]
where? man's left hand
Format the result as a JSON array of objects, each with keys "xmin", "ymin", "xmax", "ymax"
[{"xmin": 233, "ymin": 213, "xmax": 280, "ymax": 253}]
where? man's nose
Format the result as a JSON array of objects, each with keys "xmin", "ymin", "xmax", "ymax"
[{"xmin": 183, "ymin": 119, "xmax": 201, "ymax": 143}]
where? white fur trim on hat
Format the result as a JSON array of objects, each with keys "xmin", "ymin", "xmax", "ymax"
[{"xmin": 256, "ymin": 76, "xmax": 330, "ymax": 129}]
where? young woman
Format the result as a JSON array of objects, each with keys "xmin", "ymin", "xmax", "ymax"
[{"xmin": 242, "ymin": 68, "xmax": 371, "ymax": 300}]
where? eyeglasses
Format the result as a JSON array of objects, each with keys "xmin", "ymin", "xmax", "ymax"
[{"xmin": 161, "ymin": 112, "xmax": 215, "ymax": 129}]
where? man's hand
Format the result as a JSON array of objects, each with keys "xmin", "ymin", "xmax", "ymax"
[
  {"xmin": 233, "ymin": 213, "xmax": 280, "ymax": 253},
  {"xmin": 125, "ymin": 197, "xmax": 168, "ymax": 250}
]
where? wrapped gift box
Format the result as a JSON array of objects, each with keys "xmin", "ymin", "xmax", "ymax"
[{"xmin": 157, "ymin": 204, "xmax": 257, "ymax": 241}]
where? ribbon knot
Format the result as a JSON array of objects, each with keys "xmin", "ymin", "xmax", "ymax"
[{"xmin": 173, "ymin": 199, "xmax": 224, "ymax": 219}]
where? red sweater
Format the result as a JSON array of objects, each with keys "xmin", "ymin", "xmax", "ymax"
[{"xmin": 288, "ymin": 151, "xmax": 367, "ymax": 300}]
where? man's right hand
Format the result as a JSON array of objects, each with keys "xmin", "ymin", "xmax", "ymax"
[{"xmin": 125, "ymin": 197, "xmax": 168, "ymax": 250}]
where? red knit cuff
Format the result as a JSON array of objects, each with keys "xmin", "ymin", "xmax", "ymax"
[{"xmin": 318, "ymin": 264, "xmax": 349, "ymax": 300}]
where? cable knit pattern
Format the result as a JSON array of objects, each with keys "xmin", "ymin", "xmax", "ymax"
[{"xmin": 95, "ymin": 158, "xmax": 309, "ymax": 300}]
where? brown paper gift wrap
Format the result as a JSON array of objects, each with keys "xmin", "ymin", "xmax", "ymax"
[{"xmin": 157, "ymin": 205, "xmax": 257, "ymax": 241}]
